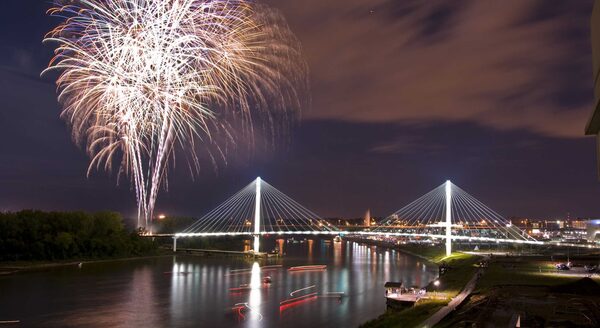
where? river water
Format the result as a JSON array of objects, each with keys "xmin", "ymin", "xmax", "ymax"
[{"xmin": 0, "ymin": 240, "xmax": 437, "ymax": 327}]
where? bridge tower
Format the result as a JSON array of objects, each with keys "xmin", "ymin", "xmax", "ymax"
[
  {"xmin": 445, "ymin": 180, "xmax": 452, "ymax": 256},
  {"xmin": 253, "ymin": 177, "xmax": 262, "ymax": 252}
]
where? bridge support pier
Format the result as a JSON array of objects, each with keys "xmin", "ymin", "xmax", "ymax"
[
  {"xmin": 173, "ymin": 237, "xmax": 177, "ymax": 252},
  {"xmin": 253, "ymin": 235, "xmax": 260, "ymax": 254}
]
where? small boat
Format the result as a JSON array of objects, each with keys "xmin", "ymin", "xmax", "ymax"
[
  {"xmin": 279, "ymin": 292, "xmax": 318, "ymax": 306},
  {"xmin": 262, "ymin": 276, "xmax": 272, "ymax": 284},
  {"xmin": 290, "ymin": 285, "xmax": 316, "ymax": 297},
  {"xmin": 288, "ymin": 265, "xmax": 327, "ymax": 272}
]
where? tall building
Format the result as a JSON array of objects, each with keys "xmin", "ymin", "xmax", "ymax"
[
  {"xmin": 589, "ymin": 0, "xmax": 600, "ymax": 177},
  {"xmin": 364, "ymin": 209, "xmax": 371, "ymax": 227}
]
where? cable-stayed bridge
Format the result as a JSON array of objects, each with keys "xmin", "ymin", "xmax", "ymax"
[
  {"xmin": 175, "ymin": 178, "xmax": 339, "ymax": 252},
  {"xmin": 365, "ymin": 180, "xmax": 542, "ymax": 255},
  {"xmin": 169, "ymin": 177, "xmax": 544, "ymax": 256}
]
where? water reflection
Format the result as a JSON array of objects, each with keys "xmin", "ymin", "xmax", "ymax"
[
  {"xmin": 0, "ymin": 241, "xmax": 437, "ymax": 328},
  {"xmin": 247, "ymin": 262, "xmax": 263, "ymax": 325},
  {"xmin": 276, "ymin": 239, "xmax": 285, "ymax": 255},
  {"xmin": 333, "ymin": 241, "xmax": 342, "ymax": 266}
]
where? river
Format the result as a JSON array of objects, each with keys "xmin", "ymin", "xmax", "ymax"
[{"xmin": 0, "ymin": 240, "xmax": 437, "ymax": 327}]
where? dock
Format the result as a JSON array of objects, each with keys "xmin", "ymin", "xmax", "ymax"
[
  {"xmin": 386, "ymin": 292, "xmax": 422, "ymax": 309},
  {"xmin": 384, "ymin": 281, "xmax": 429, "ymax": 309}
]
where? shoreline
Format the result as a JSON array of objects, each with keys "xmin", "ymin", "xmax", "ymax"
[
  {"xmin": 345, "ymin": 236, "xmax": 440, "ymax": 266},
  {"xmin": 0, "ymin": 253, "xmax": 174, "ymax": 275},
  {"xmin": 354, "ymin": 239, "xmax": 482, "ymax": 328}
]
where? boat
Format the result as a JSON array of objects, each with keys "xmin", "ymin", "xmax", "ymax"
[
  {"xmin": 279, "ymin": 292, "xmax": 318, "ymax": 307},
  {"xmin": 288, "ymin": 265, "xmax": 327, "ymax": 271},
  {"xmin": 262, "ymin": 276, "xmax": 272, "ymax": 284}
]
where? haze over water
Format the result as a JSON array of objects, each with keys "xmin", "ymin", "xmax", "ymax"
[{"xmin": 0, "ymin": 240, "xmax": 437, "ymax": 327}]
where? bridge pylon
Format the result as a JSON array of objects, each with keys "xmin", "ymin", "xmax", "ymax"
[
  {"xmin": 177, "ymin": 177, "xmax": 338, "ymax": 240},
  {"xmin": 253, "ymin": 177, "xmax": 262, "ymax": 252},
  {"xmin": 445, "ymin": 180, "xmax": 452, "ymax": 256},
  {"xmin": 373, "ymin": 180, "xmax": 540, "ymax": 253}
]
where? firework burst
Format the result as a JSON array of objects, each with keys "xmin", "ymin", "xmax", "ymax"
[{"xmin": 43, "ymin": 0, "xmax": 308, "ymax": 228}]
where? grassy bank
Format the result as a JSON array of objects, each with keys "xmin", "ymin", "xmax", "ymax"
[
  {"xmin": 360, "ymin": 245, "xmax": 481, "ymax": 328},
  {"xmin": 436, "ymin": 255, "xmax": 600, "ymax": 327},
  {"xmin": 476, "ymin": 256, "xmax": 599, "ymax": 290},
  {"xmin": 360, "ymin": 299, "xmax": 448, "ymax": 328}
]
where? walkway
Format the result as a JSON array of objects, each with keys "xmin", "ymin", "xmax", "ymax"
[{"xmin": 419, "ymin": 268, "xmax": 483, "ymax": 328}]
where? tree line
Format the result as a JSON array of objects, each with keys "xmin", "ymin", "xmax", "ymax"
[{"xmin": 0, "ymin": 210, "xmax": 156, "ymax": 261}]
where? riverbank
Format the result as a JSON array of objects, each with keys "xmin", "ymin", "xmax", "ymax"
[
  {"xmin": 436, "ymin": 254, "xmax": 600, "ymax": 326},
  {"xmin": 0, "ymin": 252, "xmax": 173, "ymax": 275},
  {"xmin": 344, "ymin": 237, "xmax": 445, "ymax": 265},
  {"xmin": 353, "ymin": 238, "xmax": 481, "ymax": 328},
  {"xmin": 360, "ymin": 244, "xmax": 600, "ymax": 327}
]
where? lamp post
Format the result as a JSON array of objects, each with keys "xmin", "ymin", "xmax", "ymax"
[{"xmin": 433, "ymin": 279, "xmax": 440, "ymax": 299}]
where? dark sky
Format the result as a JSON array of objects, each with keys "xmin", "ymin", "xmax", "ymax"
[{"xmin": 1, "ymin": 0, "xmax": 600, "ymax": 223}]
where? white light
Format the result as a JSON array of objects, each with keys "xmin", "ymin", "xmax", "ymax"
[
  {"xmin": 445, "ymin": 180, "xmax": 452, "ymax": 256},
  {"xmin": 253, "ymin": 177, "xmax": 261, "ymax": 252}
]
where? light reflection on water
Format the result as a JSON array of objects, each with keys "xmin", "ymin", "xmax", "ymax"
[
  {"xmin": 248, "ymin": 262, "xmax": 263, "ymax": 326},
  {"xmin": 0, "ymin": 240, "xmax": 437, "ymax": 328}
]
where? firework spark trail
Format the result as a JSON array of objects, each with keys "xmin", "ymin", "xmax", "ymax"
[{"xmin": 43, "ymin": 0, "xmax": 308, "ymax": 228}]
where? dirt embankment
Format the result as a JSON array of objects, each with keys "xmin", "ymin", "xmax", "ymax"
[{"xmin": 438, "ymin": 280, "xmax": 600, "ymax": 327}]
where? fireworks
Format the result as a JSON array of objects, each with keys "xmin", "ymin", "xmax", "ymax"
[{"xmin": 43, "ymin": 0, "xmax": 308, "ymax": 228}]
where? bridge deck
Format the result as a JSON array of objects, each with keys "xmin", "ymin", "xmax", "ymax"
[{"xmin": 163, "ymin": 231, "xmax": 544, "ymax": 245}]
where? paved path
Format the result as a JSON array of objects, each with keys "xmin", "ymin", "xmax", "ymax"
[{"xmin": 419, "ymin": 268, "xmax": 482, "ymax": 328}]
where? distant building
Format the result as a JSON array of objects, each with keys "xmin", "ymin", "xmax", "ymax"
[
  {"xmin": 587, "ymin": 219, "xmax": 600, "ymax": 241},
  {"xmin": 364, "ymin": 209, "xmax": 371, "ymax": 227},
  {"xmin": 589, "ymin": 0, "xmax": 600, "ymax": 177},
  {"xmin": 509, "ymin": 216, "xmax": 592, "ymax": 242},
  {"xmin": 566, "ymin": 218, "xmax": 589, "ymax": 230}
]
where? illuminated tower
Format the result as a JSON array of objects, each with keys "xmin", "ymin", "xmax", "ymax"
[
  {"xmin": 445, "ymin": 180, "xmax": 452, "ymax": 256},
  {"xmin": 253, "ymin": 177, "xmax": 262, "ymax": 252},
  {"xmin": 364, "ymin": 209, "xmax": 371, "ymax": 227}
]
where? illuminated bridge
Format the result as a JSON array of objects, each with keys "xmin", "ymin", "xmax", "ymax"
[{"xmin": 169, "ymin": 177, "xmax": 544, "ymax": 256}]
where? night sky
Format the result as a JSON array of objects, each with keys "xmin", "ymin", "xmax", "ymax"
[{"xmin": 1, "ymin": 1, "xmax": 600, "ymax": 223}]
